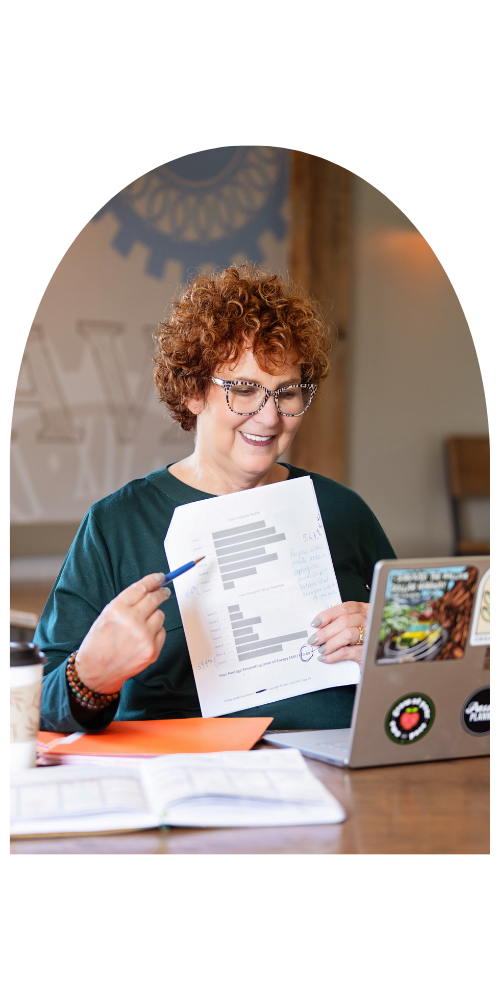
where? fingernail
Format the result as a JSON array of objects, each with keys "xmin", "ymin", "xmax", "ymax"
[
  {"xmin": 316, "ymin": 644, "xmax": 326, "ymax": 652},
  {"xmin": 317, "ymin": 654, "xmax": 326, "ymax": 662},
  {"xmin": 161, "ymin": 586, "xmax": 171, "ymax": 597},
  {"xmin": 155, "ymin": 572, "xmax": 166, "ymax": 582},
  {"xmin": 307, "ymin": 635, "xmax": 320, "ymax": 646},
  {"xmin": 310, "ymin": 617, "xmax": 322, "ymax": 627}
]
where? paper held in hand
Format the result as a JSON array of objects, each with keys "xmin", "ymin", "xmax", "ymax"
[
  {"xmin": 11, "ymin": 749, "xmax": 346, "ymax": 836},
  {"xmin": 165, "ymin": 477, "xmax": 360, "ymax": 717}
]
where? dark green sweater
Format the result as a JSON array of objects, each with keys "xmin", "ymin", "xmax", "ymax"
[{"xmin": 36, "ymin": 464, "xmax": 395, "ymax": 732}]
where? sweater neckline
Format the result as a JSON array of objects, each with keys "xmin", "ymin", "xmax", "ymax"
[{"xmin": 145, "ymin": 463, "xmax": 297, "ymax": 505}]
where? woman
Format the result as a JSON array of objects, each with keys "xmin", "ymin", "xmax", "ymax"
[{"xmin": 37, "ymin": 265, "xmax": 395, "ymax": 732}]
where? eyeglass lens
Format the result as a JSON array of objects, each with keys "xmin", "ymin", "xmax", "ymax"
[{"xmin": 227, "ymin": 384, "xmax": 313, "ymax": 415}]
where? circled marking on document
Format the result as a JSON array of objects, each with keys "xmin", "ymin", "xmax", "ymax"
[{"xmin": 300, "ymin": 645, "xmax": 314, "ymax": 662}]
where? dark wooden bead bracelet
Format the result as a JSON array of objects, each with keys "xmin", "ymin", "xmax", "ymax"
[{"xmin": 66, "ymin": 651, "xmax": 120, "ymax": 712}]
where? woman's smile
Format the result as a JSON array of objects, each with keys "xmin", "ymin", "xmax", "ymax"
[{"xmin": 238, "ymin": 430, "xmax": 277, "ymax": 447}]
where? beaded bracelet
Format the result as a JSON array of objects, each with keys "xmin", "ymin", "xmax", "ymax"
[{"xmin": 66, "ymin": 651, "xmax": 120, "ymax": 712}]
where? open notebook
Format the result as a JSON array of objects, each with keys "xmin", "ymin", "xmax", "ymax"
[{"xmin": 11, "ymin": 749, "xmax": 345, "ymax": 836}]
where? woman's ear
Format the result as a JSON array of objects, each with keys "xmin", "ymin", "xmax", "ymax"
[{"xmin": 185, "ymin": 396, "xmax": 204, "ymax": 416}]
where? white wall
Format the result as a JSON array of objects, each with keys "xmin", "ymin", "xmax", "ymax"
[{"xmin": 347, "ymin": 176, "xmax": 489, "ymax": 557}]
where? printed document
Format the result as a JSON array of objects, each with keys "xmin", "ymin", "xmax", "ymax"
[{"xmin": 165, "ymin": 477, "xmax": 360, "ymax": 717}]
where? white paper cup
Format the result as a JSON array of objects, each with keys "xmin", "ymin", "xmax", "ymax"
[{"xmin": 10, "ymin": 642, "xmax": 47, "ymax": 772}]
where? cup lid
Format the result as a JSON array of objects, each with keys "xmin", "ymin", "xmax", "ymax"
[{"xmin": 10, "ymin": 641, "xmax": 47, "ymax": 667}]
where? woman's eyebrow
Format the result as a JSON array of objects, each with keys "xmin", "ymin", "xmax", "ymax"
[{"xmin": 232, "ymin": 378, "xmax": 300, "ymax": 388}]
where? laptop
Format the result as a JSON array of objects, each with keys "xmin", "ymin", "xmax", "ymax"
[{"xmin": 264, "ymin": 557, "xmax": 490, "ymax": 767}]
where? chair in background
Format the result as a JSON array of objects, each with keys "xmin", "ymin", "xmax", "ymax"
[{"xmin": 446, "ymin": 436, "xmax": 490, "ymax": 556}]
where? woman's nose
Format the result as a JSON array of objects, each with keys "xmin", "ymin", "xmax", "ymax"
[{"xmin": 257, "ymin": 393, "xmax": 281, "ymax": 425}]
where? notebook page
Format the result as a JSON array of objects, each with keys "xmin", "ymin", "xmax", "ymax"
[
  {"xmin": 10, "ymin": 764, "xmax": 156, "ymax": 835},
  {"xmin": 141, "ymin": 748, "xmax": 344, "ymax": 824},
  {"xmin": 166, "ymin": 797, "xmax": 345, "ymax": 827}
]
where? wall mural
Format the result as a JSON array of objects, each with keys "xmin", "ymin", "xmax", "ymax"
[
  {"xmin": 11, "ymin": 147, "xmax": 290, "ymax": 528},
  {"xmin": 95, "ymin": 146, "xmax": 288, "ymax": 278}
]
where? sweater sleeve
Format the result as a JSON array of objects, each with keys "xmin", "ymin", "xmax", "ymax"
[
  {"xmin": 35, "ymin": 510, "xmax": 120, "ymax": 733},
  {"xmin": 361, "ymin": 507, "xmax": 397, "ymax": 591}
]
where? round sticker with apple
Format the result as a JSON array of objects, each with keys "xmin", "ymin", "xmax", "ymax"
[{"xmin": 385, "ymin": 693, "xmax": 435, "ymax": 744}]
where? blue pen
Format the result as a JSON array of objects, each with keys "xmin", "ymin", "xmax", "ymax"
[{"xmin": 162, "ymin": 556, "xmax": 205, "ymax": 584}]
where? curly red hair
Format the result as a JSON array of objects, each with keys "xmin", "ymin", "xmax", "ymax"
[{"xmin": 153, "ymin": 264, "xmax": 330, "ymax": 431}]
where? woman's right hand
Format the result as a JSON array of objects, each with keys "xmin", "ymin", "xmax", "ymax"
[{"xmin": 74, "ymin": 572, "xmax": 170, "ymax": 694}]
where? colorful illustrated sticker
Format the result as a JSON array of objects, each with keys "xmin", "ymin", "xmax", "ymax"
[
  {"xmin": 469, "ymin": 570, "xmax": 490, "ymax": 646},
  {"xmin": 377, "ymin": 566, "xmax": 478, "ymax": 664},
  {"xmin": 461, "ymin": 686, "xmax": 490, "ymax": 736},
  {"xmin": 385, "ymin": 693, "xmax": 435, "ymax": 744}
]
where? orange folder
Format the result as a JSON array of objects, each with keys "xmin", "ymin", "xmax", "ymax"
[{"xmin": 37, "ymin": 716, "xmax": 274, "ymax": 757}]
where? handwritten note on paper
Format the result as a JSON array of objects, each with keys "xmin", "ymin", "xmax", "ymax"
[{"xmin": 165, "ymin": 476, "xmax": 360, "ymax": 717}]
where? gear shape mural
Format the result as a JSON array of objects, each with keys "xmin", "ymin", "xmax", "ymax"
[{"xmin": 94, "ymin": 146, "xmax": 288, "ymax": 279}]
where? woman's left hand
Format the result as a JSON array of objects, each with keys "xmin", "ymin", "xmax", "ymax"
[{"xmin": 307, "ymin": 601, "xmax": 370, "ymax": 663}]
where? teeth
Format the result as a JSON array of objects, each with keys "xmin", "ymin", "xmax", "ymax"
[{"xmin": 242, "ymin": 433, "xmax": 273, "ymax": 441}]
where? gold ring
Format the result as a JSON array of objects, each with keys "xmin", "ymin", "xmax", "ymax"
[{"xmin": 355, "ymin": 626, "xmax": 365, "ymax": 645}]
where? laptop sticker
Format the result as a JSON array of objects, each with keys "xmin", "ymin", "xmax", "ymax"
[
  {"xmin": 377, "ymin": 566, "xmax": 478, "ymax": 664},
  {"xmin": 469, "ymin": 570, "xmax": 490, "ymax": 646},
  {"xmin": 461, "ymin": 687, "xmax": 490, "ymax": 736},
  {"xmin": 385, "ymin": 694, "xmax": 435, "ymax": 744}
]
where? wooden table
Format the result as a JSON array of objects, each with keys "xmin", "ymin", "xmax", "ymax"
[{"xmin": 11, "ymin": 751, "xmax": 489, "ymax": 855}]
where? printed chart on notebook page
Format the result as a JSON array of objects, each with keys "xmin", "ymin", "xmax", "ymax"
[{"xmin": 165, "ymin": 477, "xmax": 360, "ymax": 717}]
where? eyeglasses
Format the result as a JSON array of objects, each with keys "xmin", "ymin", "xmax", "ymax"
[{"xmin": 211, "ymin": 377, "xmax": 317, "ymax": 416}]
